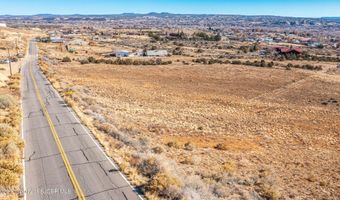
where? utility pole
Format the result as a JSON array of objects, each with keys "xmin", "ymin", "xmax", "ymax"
[
  {"xmin": 7, "ymin": 48, "xmax": 12, "ymax": 76},
  {"xmin": 15, "ymin": 38, "xmax": 19, "ymax": 55}
]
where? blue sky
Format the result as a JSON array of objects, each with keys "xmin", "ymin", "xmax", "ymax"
[{"xmin": 0, "ymin": 0, "xmax": 339, "ymax": 17}]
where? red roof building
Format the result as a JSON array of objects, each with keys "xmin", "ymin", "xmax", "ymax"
[{"xmin": 273, "ymin": 46, "xmax": 302, "ymax": 54}]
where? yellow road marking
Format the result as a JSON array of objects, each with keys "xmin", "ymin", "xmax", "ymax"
[{"xmin": 29, "ymin": 56, "xmax": 86, "ymax": 200}]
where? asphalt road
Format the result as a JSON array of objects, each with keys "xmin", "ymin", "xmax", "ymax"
[{"xmin": 22, "ymin": 41, "xmax": 141, "ymax": 200}]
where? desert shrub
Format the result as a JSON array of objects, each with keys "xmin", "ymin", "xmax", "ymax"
[
  {"xmin": 148, "ymin": 172, "xmax": 182, "ymax": 199},
  {"xmin": 285, "ymin": 63, "xmax": 292, "ymax": 70},
  {"xmin": 87, "ymin": 56, "xmax": 96, "ymax": 63},
  {"xmin": 193, "ymin": 58, "xmax": 224, "ymax": 65},
  {"xmin": 167, "ymin": 141, "xmax": 180, "ymax": 148},
  {"xmin": 260, "ymin": 60, "xmax": 266, "ymax": 67},
  {"xmin": 148, "ymin": 32, "xmax": 161, "ymax": 41},
  {"xmin": 95, "ymin": 58, "xmax": 106, "ymax": 64},
  {"xmin": 79, "ymin": 59, "xmax": 89, "ymax": 65},
  {"xmin": 0, "ymin": 169, "xmax": 19, "ymax": 188},
  {"xmin": 244, "ymin": 60, "xmax": 252, "ymax": 65},
  {"xmin": 0, "ymin": 160, "xmax": 23, "ymax": 174},
  {"xmin": 301, "ymin": 64, "xmax": 322, "ymax": 71},
  {"xmin": 194, "ymin": 32, "xmax": 221, "ymax": 41},
  {"xmin": 105, "ymin": 59, "xmax": 114, "ymax": 64},
  {"xmin": 258, "ymin": 184, "xmax": 281, "ymax": 200},
  {"xmin": 137, "ymin": 157, "xmax": 161, "ymax": 178},
  {"xmin": 61, "ymin": 56, "xmax": 71, "ymax": 62},
  {"xmin": 0, "ymin": 149, "xmax": 5, "ymax": 159},
  {"xmin": 212, "ymin": 182, "xmax": 228, "ymax": 198},
  {"xmin": 184, "ymin": 142, "xmax": 194, "ymax": 151},
  {"xmin": 223, "ymin": 162, "xmax": 237, "ymax": 173},
  {"xmin": 256, "ymin": 169, "xmax": 281, "ymax": 200},
  {"xmin": 196, "ymin": 48, "xmax": 204, "ymax": 53},
  {"xmin": 0, "ymin": 124, "xmax": 15, "ymax": 137},
  {"xmin": 0, "ymin": 95, "xmax": 15, "ymax": 109},
  {"xmin": 208, "ymin": 58, "xmax": 223, "ymax": 65},
  {"xmin": 63, "ymin": 89, "xmax": 74, "ymax": 97},
  {"xmin": 193, "ymin": 58, "xmax": 207, "ymax": 64},
  {"xmin": 284, "ymin": 63, "xmax": 322, "ymax": 71},
  {"xmin": 267, "ymin": 61, "xmax": 274, "ymax": 68},
  {"xmin": 64, "ymin": 97, "xmax": 75, "ymax": 108},
  {"xmin": 173, "ymin": 47, "xmax": 183, "ymax": 55},
  {"xmin": 215, "ymin": 143, "xmax": 227, "ymax": 150},
  {"xmin": 182, "ymin": 175, "xmax": 212, "ymax": 200},
  {"xmin": 180, "ymin": 155, "xmax": 195, "ymax": 165},
  {"xmin": 231, "ymin": 60, "xmax": 241, "ymax": 65},
  {"xmin": 139, "ymin": 137, "xmax": 150, "ymax": 147},
  {"xmin": 152, "ymin": 146, "xmax": 164, "ymax": 154},
  {"xmin": 111, "ymin": 58, "xmax": 171, "ymax": 66},
  {"xmin": 4, "ymin": 142, "xmax": 20, "ymax": 157},
  {"xmin": 240, "ymin": 46, "xmax": 249, "ymax": 53}
]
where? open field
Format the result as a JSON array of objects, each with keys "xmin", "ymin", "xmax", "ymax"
[{"xmin": 39, "ymin": 39, "xmax": 340, "ymax": 199}]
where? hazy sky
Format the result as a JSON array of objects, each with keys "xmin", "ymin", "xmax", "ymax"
[{"xmin": 0, "ymin": 0, "xmax": 339, "ymax": 17}]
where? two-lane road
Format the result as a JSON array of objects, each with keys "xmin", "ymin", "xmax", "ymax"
[{"xmin": 22, "ymin": 41, "xmax": 141, "ymax": 200}]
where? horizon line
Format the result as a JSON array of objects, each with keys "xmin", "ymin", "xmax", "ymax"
[{"xmin": 0, "ymin": 12, "xmax": 339, "ymax": 19}]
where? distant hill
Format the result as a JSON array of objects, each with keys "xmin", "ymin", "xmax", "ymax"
[
  {"xmin": 321, "ymin": 17, "xmax": 340, "ymax": 20},
  {"xmin": 0, "ymin": 13, "xmax": 333, "ymax": 19},
  {"xmin": 0, "ymin": 13, "xmax": 339, "ymax": 29}
]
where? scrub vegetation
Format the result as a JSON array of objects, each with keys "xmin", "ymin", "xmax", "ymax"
[{"xmin": 0, "ymin": 74, "xmax": 23, "ymax": 200}]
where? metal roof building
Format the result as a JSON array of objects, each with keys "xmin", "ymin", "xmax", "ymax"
[{"xmin": 145, "ymin": 50, "xmax": 168, "ymax": 57}]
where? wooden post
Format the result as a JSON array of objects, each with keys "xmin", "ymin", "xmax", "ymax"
[
  {"xmin": 7, "ymin": 48, "xmax": 12, "ymax": 76},
  {"xmin": 15, "ymin": 38, "xmax": 19, "ymax": 55}
]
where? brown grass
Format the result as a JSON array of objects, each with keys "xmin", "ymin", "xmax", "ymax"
[
  {"xmin": 38, "ymin": 41, "xmax": 340, "ymax": 199},
  {"xmin": 0, "ymin": 74, "xmax": 23, "ymax": 200}
]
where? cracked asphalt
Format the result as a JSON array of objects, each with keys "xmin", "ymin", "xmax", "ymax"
[{"xmin": 22, "ymin": 41, "xmax": 141, "ymax": 200}]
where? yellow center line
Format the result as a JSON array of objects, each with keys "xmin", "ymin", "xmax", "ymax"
[{"xmin": 28, "ymin": 55, "xmax": 86, "ymax": 200}]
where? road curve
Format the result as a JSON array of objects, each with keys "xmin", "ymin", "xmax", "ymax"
[{"xmin": 21, "ymin": 41, "xmax": 141, "ymax": 200}]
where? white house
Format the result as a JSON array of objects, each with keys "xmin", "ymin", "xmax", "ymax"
[
  {"xmin": 0, "ymin": 23, "xmax": 6, "ymax": 27},
  {"xmin": 145, "ymin": 50, "xmax": 168, "ymax": 57},
  {"xmin": 50, "ymin": 37, "xmax": 64, "ymax": 43}
]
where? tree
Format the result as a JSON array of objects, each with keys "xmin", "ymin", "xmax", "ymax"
[{"xmin": 213, "ymin": 33, "xmax": 222, "ymax": 41}]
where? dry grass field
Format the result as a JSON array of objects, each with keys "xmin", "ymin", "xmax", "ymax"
[
  {"xmin": 39, "ymin": 38, "xmax": 340, "ymax": 199},
  {"xmin": 0, "ymin": 74, "xmax": 23, "ymax": 200},
  {"xmin": 0, "ymin": 27, "xmax": 34, "ymax": 200}
]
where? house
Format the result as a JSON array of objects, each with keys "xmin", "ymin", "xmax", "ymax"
[
  {"xmin": 273, "ymin": 47, "xmax": 302, "ymax": 55},
  {"xmin": 0, "ymin": 23, "xmax": 6, "ymax": 27},
  {"xmin": 308, "ymin": 42, "xmax": 323, "ymax": 48},
  {"xmin": 145, "ymin": 50, "xmax": 168, "ymax": 57},
  {"xmin": 260, "ymin": 37, "xmax": 273, "ymax": 43},
  {"xmin": 114, "ymin": 50, "xmax": 129, "ymax": 57},
  {"xmin": 50, "ymin": 37, "xmax": 64, "ymax": 43}
]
